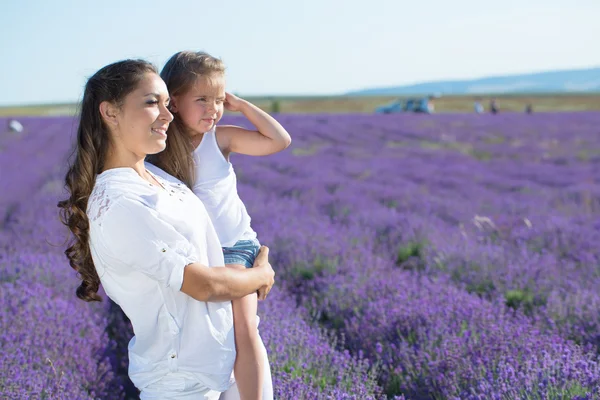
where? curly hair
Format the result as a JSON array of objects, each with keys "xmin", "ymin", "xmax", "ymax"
[{"xmin": 57, "ymin": 59, "xmax": 158, "ymax": 302}]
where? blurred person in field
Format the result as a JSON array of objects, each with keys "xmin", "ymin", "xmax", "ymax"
[
  {"xmin": 474, "ymin": 99, "xmax": 484, "ymax": 114},
  {"xmin": 490, "ymin": 98, "xmax": 499, "ymax": 114},
  {"xmin": 415, "ymin": 96, "xmax": 434, "ymax": 114},
  {"xmin": 58, "ymin": 59, "xmax": 275, "ymax": 400},
  {"xmin": 425, "ymin": 96, "xmax": 435, "ymax": 113},
  {"xmin": 148, "ymin": 51, "xmax": 291, "ymax": 400}
]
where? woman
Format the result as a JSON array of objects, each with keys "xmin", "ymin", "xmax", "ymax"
[{"xmin": 57, "ymin": 59, "xmax": 275, "ymax": 400}]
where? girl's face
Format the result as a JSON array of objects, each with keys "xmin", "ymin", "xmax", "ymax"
[
  {"xmin": 172, "ymin": 73, "xmax": 226, "ymax": 136},
  {"xmin": 104, "ymin": 72, "xmax": 173, "ymax": 157}
]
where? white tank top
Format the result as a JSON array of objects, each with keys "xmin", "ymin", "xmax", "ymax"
[{"xmin": 191, "ymin": 127, "xmax": 256, "ymax": 247}]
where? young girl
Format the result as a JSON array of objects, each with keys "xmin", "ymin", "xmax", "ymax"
[{"xmin": 149, "ymin": 51, "xmax": 291, "ymax": 400}]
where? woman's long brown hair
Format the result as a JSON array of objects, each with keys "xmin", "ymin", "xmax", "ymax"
[
  {"xmin": 57, "ymin": 59, "xmax": 158, "ymax": 302},
  {"xmin": 147, "ymin": 51, "xmax": 226, "ymax": 188}
]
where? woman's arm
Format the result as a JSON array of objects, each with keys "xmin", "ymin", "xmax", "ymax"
[
  {"xmin": 216, "ymin": 93, "xmax": 292, "ymax": 156},
  {"xmin": 100, "ymin": 197, "xmax": 275, "ymax": 301},
  {"xmin": 181, "ymin": 246, "xmax": 274, "ymax": 302}
]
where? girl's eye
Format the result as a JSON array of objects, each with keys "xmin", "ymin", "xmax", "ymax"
[{"xmin": 146, "ymin": 100, "xmax": 159, "ymax": 105}]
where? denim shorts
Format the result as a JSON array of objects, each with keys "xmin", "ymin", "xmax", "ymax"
[{"xmin": 222, "ymin": 238, "xmax": 261, "ymax": 268}]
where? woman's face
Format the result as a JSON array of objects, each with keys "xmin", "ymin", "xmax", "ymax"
[
  {"xmin": 107, "ymin": 72, "xmax": 174, "ymax": 157},
  {"xmin": 172, "ymin": 74, "xmax": 225, "ymax": 136}
]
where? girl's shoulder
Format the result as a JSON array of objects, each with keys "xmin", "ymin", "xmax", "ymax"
[{"xmin": 196, "ymin": 126, "xmax": 232, "ymax": 166}]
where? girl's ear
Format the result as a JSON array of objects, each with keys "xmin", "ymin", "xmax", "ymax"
[
  {"xmin": 169, "ymin": 97, "xmax": 179, "ymax": 113},
  {"xmin": 99, "ymin": 101, "xmax": 119, "ymax": 126}
]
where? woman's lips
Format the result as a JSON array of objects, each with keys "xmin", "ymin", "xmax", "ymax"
[{"xmin": 151, "ymin": 128, "xmax": 167, "ymax": 137}]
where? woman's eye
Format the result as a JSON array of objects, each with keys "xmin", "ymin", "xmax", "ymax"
[{"xmin": 146, "ymin": 100, "xmax": 159, "ymax": 105}]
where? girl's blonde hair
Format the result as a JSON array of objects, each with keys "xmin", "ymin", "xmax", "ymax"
[{"xmin": 147, "ymin": 51, "xmax": 226, "ymax": 188}]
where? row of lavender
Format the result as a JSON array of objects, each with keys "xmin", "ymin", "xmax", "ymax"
[
  {"xmin": 230, "ymin": 112, "xmax": 600, "ymax": 398},
  {"xmin": 0, "ymin": 117, "xmax": 383, "ymax": 399}
]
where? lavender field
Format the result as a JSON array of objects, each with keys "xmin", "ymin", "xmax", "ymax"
[{"xmin": 2, "ymin": 112, "xmax": 600, "ymax": 399}]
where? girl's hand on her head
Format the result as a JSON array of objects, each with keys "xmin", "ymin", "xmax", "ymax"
[{"xmin": 224, "ymin": 92, "xmax": 247, "ymax": 113}]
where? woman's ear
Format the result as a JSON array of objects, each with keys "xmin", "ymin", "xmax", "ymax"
[{"xmin": 99, "ymin": 101, "xmax": 119, "ymax": 126}]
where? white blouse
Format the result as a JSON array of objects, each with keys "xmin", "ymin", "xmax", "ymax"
[{"xmin": 86, "ymin": 163, "xmax": 235, "ymax": 392}]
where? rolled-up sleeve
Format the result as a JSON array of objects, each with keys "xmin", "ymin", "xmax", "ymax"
[{"xmin": 99, "ymin": 196, "xmax": 199, "ymax": 290}]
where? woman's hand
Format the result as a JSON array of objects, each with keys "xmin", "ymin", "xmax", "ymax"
[
  {"xmin": 224, "ymin": 92, "xmax": 248, "ymax": 113},
  {"xmin": 252, "ymin": 246, "xmax": 275, "ymax": 300}
]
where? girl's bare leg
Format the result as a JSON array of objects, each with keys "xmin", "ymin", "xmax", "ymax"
[
  {"xmin": 226, "ymin": 263, "xmax": 263, "ymax": 400},
  {"xmin": 220, "ymin": 323, "xmax": 273, "ymax": 400}
]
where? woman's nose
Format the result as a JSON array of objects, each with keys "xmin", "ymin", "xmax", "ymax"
[{"xmin": 161, "ymin": 104, "xmax": 174, "ymax": 122}]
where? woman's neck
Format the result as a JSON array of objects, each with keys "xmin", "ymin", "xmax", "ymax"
[{"xmin": 102, "ymin": 151, "xmax": 147, "ymax": 177}]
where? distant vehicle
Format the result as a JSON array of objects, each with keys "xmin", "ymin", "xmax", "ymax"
[
  {"xmin": 375, "ymin": 99, "xmax": 403, "ymax": 114},
  {"xmin": 404, "ymin": 99, "xmax": 416, "ymax": 112},
  {"xmin": 375, "ymin": 94, "xmax": 438, "ymax": 114}
]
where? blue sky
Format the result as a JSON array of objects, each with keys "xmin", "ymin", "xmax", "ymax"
[{"xmin": 1, "ymin": 0, "xmax": 598, "ymax": 105}]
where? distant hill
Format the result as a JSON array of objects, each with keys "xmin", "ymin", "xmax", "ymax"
[{"xmin": 346, "ymin": 67, "xmax": 600, "ymax": 96}]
